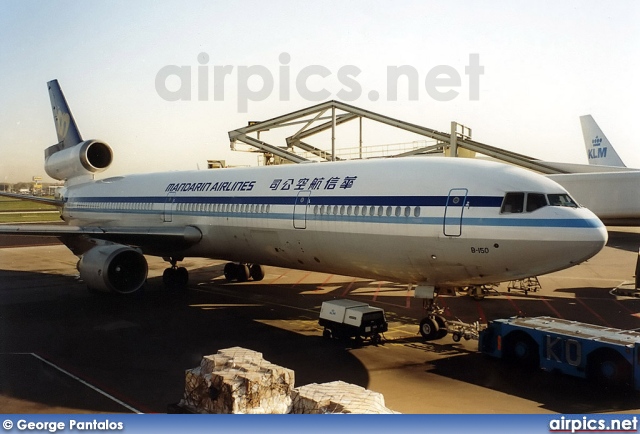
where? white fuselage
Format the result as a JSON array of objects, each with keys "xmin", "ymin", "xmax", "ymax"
[
  {"xmin": 549, "ymin": 171, "xmax": 640, "ymax": 226},
  {"xmin": 59, "ymin": 157, "xmax": 607, "ymax": 286}
]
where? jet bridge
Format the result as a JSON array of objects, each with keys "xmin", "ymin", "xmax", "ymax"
[{"xmin": 228, "ymin": 100, "xmax": 571, "ymax": 174}]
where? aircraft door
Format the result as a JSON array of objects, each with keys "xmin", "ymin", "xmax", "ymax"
[
  {"xmin": 443, "ymin": 188, "xmax": 468, "ymax": 237},
  {"xmin": 164, "ymin": 192, "xmax": 175, "ymax": 223},
  {"xmin": 293, "ymin": 191, "xmax": 311, "ymax": 229}
]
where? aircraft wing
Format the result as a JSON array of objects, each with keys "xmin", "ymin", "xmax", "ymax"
[
  {"xmin": 0, "ymin": 224, "xmax": 202, "ymax": 252},
  {"xmin": 0, "ymin": 191, "xmax": 65, "ymax": 206}
]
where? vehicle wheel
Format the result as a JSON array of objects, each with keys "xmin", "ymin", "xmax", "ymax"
[
  {"xmin": 434, "ymin": 315, "xmax": 448, "ymax": 339},
  {"xmin": 322, "ymin": 328, "xmax": 332, "ymax": 339},
  {"xmin": 419, "ymin": 317, "xmax": 440, "ymax": 341},
  {"xmin": 353, "ymin": 336, "xmax": 363, "ymax": 348},
  {"xmin": 371, "ymin": 333, "xmax": 382, "ymax": 345},
  {"xmin": 587, "ymin": 349, "xmax": 632, "ymax": 388},
  {"xmin": 249, "ymin": 264, "xmax": 265, "ymax": 281},
  {"xmin": 503, "ymin": 331, "xmax": 539, "ymax": 369},
  {"xmin": 452, "ymin": 333, "xmax": 461, "ymax": 342}
]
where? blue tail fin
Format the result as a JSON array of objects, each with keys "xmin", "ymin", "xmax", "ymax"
[{"xmin": 47, "ymin": 79, "xmax": 83, "ymax": 150}]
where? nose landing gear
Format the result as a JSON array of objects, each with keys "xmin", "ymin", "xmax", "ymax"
[{"xmin": 419, "ymin": 295, "xmax": 449, "ymax": 341}]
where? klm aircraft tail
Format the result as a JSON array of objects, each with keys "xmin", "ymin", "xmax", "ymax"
[{"xmin": 580, "ymin": 115, "xmax": 626, "ymax": 167}]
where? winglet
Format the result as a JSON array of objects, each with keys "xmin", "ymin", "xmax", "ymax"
[{"xmin": 580, "ymin": 115, "xmax": 626, "ymax": 167}]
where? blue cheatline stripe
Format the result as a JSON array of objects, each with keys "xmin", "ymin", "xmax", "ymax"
[
  {"xmin": 63, "ymin": 205, "xmax": 602, "ymax": 230},
  {"xmin": 463, "ymin": 217, "xmax": 603, "ymax": 228},
  {"xmin": 70, "ymin": 195, "xmax": 504, "ymax": 207}
]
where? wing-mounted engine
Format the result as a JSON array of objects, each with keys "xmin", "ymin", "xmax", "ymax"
[
  {"xmin": 78, "ymin": 244, "xmax": 148, "ymax": 294},
  {"xmin": 45, "ymin": 139, "xmax": 113, "ymax": 181}
]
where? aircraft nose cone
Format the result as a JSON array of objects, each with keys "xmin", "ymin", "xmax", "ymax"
[{"xmin": 571, "ymin": 214, "xmax": 608, "ymax": 265}]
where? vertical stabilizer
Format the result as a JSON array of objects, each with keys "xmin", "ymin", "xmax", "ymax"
[
  {"xmin": 44, "ymin": 80, "xmax": 113, "ymax": 182},
  {"xmin": 580, "ymin": 115, "xmax": 625, "ymax": 167},
  {"xmin": 47, "ymin": 79, "xmax": 83, "ymax": 150}
]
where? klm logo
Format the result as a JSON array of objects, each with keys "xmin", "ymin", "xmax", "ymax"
[
  {"xmin": 54, "ymin": 108, "xmax": 70, "ymax": 140},
  {"xmin": 588, "ymin": 136, "xmax": 607, "ymax": 160}
]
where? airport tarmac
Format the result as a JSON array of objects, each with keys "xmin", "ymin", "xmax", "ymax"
[{"xmin": 1, "ymin": 228, "xmax": 640, "ymax": 414}]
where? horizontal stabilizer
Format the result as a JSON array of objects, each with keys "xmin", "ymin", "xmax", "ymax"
[{"xmin": 0, "ymin": 191, "xmax": 65, "ymax": 207}]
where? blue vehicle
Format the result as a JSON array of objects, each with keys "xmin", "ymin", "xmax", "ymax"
[{"xmin": 479, "ymin": 316, "xmax": 640, "ymax": 390}]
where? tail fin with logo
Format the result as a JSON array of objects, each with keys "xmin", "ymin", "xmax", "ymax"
[
  {"xmin": 580, "ymin": 114, "xmax": 626, "ymax": 167},
  {"xmin": 47, "ymin": 79, "xmax": 83, "ymax": 151},
  {"xmin": 44, "ymin": 80, "xmax": 113, "ymax": 182}
]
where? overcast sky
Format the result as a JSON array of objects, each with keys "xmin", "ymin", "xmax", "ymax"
[{"xmin": 1, "ymin": 0, "xmax": 638, "ymax": 183}]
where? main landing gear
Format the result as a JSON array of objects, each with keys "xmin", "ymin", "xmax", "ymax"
[
  {"xmin": 160, "ymin": 259, "xmax": 266, "ymax": 289},
  {"xmin": 223, "ymin": 263, "xmax": 265, "ymax": 282},
  {"xmin": 162, "ymin": 256, "xmax": 189, "ymax": 289}
]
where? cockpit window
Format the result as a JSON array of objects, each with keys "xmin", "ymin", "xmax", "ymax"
[
  {"xmin": 501, "ymin": 192, "xmax": 550, "ymax": 214},
  {"xmin": 501, "ymin": 192, "xmax": 524, "ymax": 214},
  {"xmin": 526, "ymin": 193, "xmax": 548, "ymax": 212},
  {"xmin": 547, "ymin": 193, "xmax": 578, "ymax": 208}
]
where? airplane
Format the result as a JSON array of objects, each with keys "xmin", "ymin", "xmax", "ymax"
[
  {"xmin": 0, "ymin": 80, "xmax": 608, "ymax": 340},
  {"xmin": 581, "ymin": 114, "xmax": 626, "ymax": 167},
  {"xmin": 545, "ymin": 115, "xmax": 640, "ymax": 226}
]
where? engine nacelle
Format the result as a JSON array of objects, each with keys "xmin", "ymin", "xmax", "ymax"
[
  {"xmin": 45, "ymin": 139, "xmax": 113, "ymax": 181},
  {"xmin": 78, "ymin": 244, "xmax": 148, "ymax": 294}
]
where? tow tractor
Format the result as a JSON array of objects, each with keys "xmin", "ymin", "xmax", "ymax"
[
  {"xmin": 479, "ymin": 316, "xmax": 640, "ymax": 390},
  {"xmin": 421, "ymin": 310, "xmax": 640, "ymax": 390}
]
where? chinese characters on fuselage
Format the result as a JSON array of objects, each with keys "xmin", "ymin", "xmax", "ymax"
[{"xmin": 164, "ymin": 175, "xmax": 357, "ymax": 194}]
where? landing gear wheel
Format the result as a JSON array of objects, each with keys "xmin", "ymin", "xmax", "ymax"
[
  {"xmin": 223, "ymin": 263, "xmax": 254, "ymax": 282},
  {"xmin": 224, "ymin": 263, "xmax": 236, "ymax": 281},
  {"xmin": 249, "ymin": 264, "xmax": 265, "ymax": 281},
  {"xmin": 434, "ymin": 315, "xmax": 448, "ymax": 339},
  {"xmin": 163, "ymin": 267, "xmax": 189, "ymax": 290},
  {"xmin": 162, "ymin": 257, "xmax": 188, "ymax": 290},
  {"xmin": 419, "ymin": 317, "xmax": 440, "ymax": 341},
  {"xmin": 162, "ymin": 268, "xmax": 176, "ymax": 287},
  {"xmin": 176, "ymin": 267, "xmax": 189, "ymax": 287},
  {"xmin": 237, "ymin": 264, "xmax": 250, "ymax": 282}
]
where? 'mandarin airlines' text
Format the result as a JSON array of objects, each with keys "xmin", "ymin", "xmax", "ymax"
[{"xmin": 165, "ymin": 181, "xmax": 256, "ymax": 193}]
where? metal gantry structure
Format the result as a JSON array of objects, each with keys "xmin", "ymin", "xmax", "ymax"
[{"xmin": 228, "ymin": 100, "xmax": 571, "ymax": 174}]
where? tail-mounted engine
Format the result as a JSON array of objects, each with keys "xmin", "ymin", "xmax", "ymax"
[
  {"xmin": 45, "ymin": 139, "xmax": 113, "ymax": 181},
  {"xmin": 78, "ymin": 244, "xmax": 148, "ymax": 294}
]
